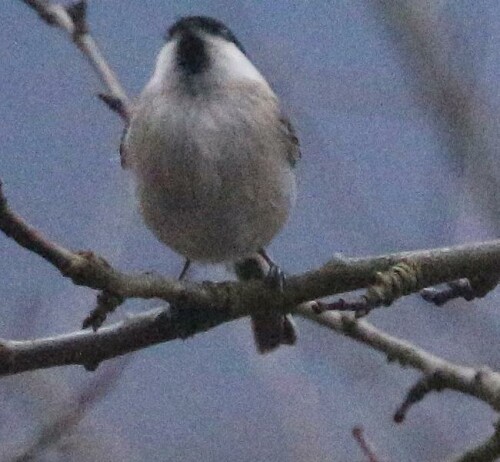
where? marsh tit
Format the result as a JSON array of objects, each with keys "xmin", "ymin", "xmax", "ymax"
[{"xmin": 121, "ymin": 16, "xmax": 300, "ymax": 353}]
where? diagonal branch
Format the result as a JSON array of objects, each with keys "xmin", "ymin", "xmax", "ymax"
[
  {"xmin": 372, "ymin": 1, "xmax": 500, "ymax": 228},
  {"xmin": 297, "ymin": 303, "xmax": 500, "ymax": 418},
  {"xmin": 352, "ymin": 426, "xmax": 384, "ymax": 462},
  {"xmin": 0, "ymin": 305, "xmax": 239, "ymax": 376},
  {"xmin": 0, "ymin": 180, "xmax": 81, "ymax": 271},
  {"xmin": 20, "ymin": 0, "xmax": 131, "ymax": 120},
  {"xmin": 13, "ymin": 359, "xmax": 129, "ymax": 461}
]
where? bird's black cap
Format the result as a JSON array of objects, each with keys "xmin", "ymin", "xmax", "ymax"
[{"xmin": 167, "ymin": 16, "xmax": 245, "ymax": 54}]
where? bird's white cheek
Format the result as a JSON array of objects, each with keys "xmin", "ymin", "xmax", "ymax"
[
  {"xmin": 210, "ymin": 39, "xmax": 271, "ymax": 88},
  {"xmin": 146, "ymin": 42, "xmax": 177, "ymax": 91}
]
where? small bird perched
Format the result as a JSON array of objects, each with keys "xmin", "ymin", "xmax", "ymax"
[{"xmin": 121, "ymin": 16, "xmax": 300, "ymax": 353}]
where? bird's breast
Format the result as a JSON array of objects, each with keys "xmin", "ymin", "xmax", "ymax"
[{"xmin": 126, "ymin": 83, "xmax": 296, "ymax": 262}]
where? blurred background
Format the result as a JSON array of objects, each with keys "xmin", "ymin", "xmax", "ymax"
[{"xmin": 1, "ymin": 1, "xmax": 500, "ymax": 460}]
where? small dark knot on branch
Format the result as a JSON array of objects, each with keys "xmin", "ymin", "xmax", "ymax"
[
  {"xmin": 66, "ymin": 0, "xmax": 88, "ymax": 36},
  {"xmin": 83, "ymin": 359, "xmax": 101, "ymax": 372},
  {"xmin": 98, "ymin": 93, "xmax": 130, "ymax": 122}
]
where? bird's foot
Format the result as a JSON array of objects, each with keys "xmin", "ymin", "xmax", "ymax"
[
  {"xmin": 264, "ymin": 261, "xmax": 285, "ymax": 292},
  {"xmin": 258, "ymin": 249, "xmax": 285, "ymax": 292}
]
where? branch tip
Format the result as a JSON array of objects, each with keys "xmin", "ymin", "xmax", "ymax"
[
  {"xmin": 83, "ymin": 290, "xmax": 124, "ymax": 331},
  {"xmin": 22, "ymin": 0, "xmax": 60, "ymax": 25},
  {"xmin": 21, "ymin": 0, "xmax": 131, "ymax": 121},
  {"xmin": 352, "ymin": 426, "xmax": 382, "ymax": 462},
  {"xmin": 394, "ymin": 371, "xmax": 446, "ymax": 423},
  {"xmin": 421, "ymin": 275, "xmax": 499, "ymax": 306}
]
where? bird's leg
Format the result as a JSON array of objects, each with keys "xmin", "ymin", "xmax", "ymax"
[
  {"xmin": 178, "ymin": 258, "xmax": 192, "ymax": 281},
  {"xmin": 258, "ymin": 248, "xmax": 285, "ymax": 291}
]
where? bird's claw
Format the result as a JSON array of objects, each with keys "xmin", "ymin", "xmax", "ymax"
[{"xmin": 264, "ymin": 263, "xmax": 285, "ymax": 292}]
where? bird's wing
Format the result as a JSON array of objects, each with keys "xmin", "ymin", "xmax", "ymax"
[{"xmin": 279, "ymin": 115, "xmax": 301, "ymax": 168}]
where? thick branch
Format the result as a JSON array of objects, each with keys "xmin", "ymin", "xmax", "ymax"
[
  {"xmin": 0, "ymin": 306, "xmax": 238, "ymax": 376},
  {"xmin": 2, "ymin": 179, "xmax": 500, "ymax": 322},
  {"xmin": 4, "ymin": 292, "xmax": 500, "ymax": 431},
  {"xmin": 21, "ymin": 0, "xmax": 130, "ymax": 120}
]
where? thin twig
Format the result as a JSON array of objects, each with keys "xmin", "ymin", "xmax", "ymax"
[
  {"xmin": 13, "ymin": 359, "xmax": 129, "ymax": 461},
  {"xmin": 421, "ymin": 279, "xmax": 476, "ymax": 306},
  {"xmin": 82, "ymin": 290, "xmax": 125, "ymax": 332},
  {"xmin": 297, "ymin": 303, "xmax": 500, "ymax": 418},
  {"xmin": 352, "ymin": 426, "xmax": 384, "ymax": 462},
  {"xmin": 421, "ymin": 275, "xmax": 499, "ymax": 306},
  {"xmin": 20, "ymin": 0, "xmax": 131, "ymax": 120},
  {"xmin": 394, "ymin": 370, "xmax": 448, "ymax": 423}
]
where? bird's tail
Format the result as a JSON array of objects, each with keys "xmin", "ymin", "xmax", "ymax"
[
  {"xmin": 251, "ymin": 312, "xmax": 297, "ymax": 354},
  {"xmin": 234, "ymin": 254, "xmax": 298, "ymax": 354}
]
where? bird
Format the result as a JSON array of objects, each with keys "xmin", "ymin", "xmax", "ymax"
[{"xmin": 121, "ymin": 16, "xmax": 300, "ymax": 353}]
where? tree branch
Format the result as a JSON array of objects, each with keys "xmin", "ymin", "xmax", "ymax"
[
  {"xmin": 1, "ymin": 175, "xmax": 500, "ymax": 312},
  {"xmin": 2, "ymin": 173, "xmax": 500, "ymax": 376},
  {"xmin": 421, "ymin": 275, "xmax": 499, "ymax": 306},
  {"xmin": 2, "ymin": 176, "xmax": 500, "ymax": 327},
  {"xmin": 453, "ymin": 421, "xmax": 500, "ymax": 462},
  {"xmin": 0, "ymin": 305, "xmax": 238, "ymax": 376},
  {"xmin": 352, "ymin": 426, "xmax": 384, "ymax": 462},
  {"xmin": 12, "ymin": 359, "xmax": 129, "ymax": 461},
  {"xmin": 297, "ymin": 303, "xmax": 500, "ymax": 418},
  {"xmin": 20, "ymin": 0, "xmax": 131, "ymax": 120},
  {"xmin": 372, "ymin": 1, "xmax": 500, "ymax": 240}
]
